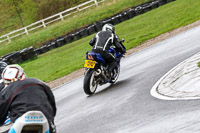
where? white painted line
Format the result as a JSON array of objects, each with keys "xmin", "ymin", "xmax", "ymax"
[{"xmin": 150, "ymin": 52, "xmax": 200, "ymax": 100}]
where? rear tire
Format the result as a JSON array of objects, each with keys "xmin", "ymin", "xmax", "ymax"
[{"xmin": 83, "ymin": 69, "xmax": 98, "ymax": 95}]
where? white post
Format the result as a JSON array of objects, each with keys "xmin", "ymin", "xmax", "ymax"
[
  {"xmin": 76, "ymin": 6, "xmax": 80, "ymax": 11},
  {"xmin": 7, "ymin": 35, "xmax": 11, "ymax": 42},
  {"xmin": 94, "ymin": 0, "xmax": 98, "ymax": 6},
  {"xmin": 60, "ymin": 14, "xmax": 64, "ymax": 21},
  {"xmin": 42, "ymin": 20, "xmax": 46, "ymax": 28},
  {"xmin": 25, "ymin": 27, "xmax": 29, "ymax": 35}
]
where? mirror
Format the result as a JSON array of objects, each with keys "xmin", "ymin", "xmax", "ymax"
[{"xmin": 121, "ymin": 38, "xmax": 125, "ymax": 43}]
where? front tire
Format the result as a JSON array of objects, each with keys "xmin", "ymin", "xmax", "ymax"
[
  {"xmin": 83, "ymin": 69, "xmax": 98, "ymax": 95},
  {"xmin": 110, "ymin": 66, "xmax": 120, "ymax": 83}
]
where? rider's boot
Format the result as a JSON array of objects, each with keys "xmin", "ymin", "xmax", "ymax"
[{"xmin": 100, "ymin": 69, "xmax": 108, "ymax": 83}]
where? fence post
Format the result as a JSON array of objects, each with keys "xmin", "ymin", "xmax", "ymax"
[
  {"xmin": 76, "ymin": 5, "xmax": 80, "ymax": 11},
  {"xmin": 7, "ymin": 35, "xmax": 11, "ymax": 42},
  {"xmin": 60, "ymin": 14, "xmax": 64, "ymax": 20},
  {"xmin": 42, "ymin": 20, "xmax": 46, "ymax": 28},
  {"xmin": 25, "ymin": 27, "xmax": 29, "ymax": 35},
  {"xmin": 94, "ymin": 0, "xmax": 98, "ymax": 6}
]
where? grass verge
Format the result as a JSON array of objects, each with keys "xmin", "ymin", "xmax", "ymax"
[{"xmin": 20, "ymin": 0, "xmax": 200, "ymax": 82}]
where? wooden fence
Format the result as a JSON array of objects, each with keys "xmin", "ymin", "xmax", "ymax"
[{"xmin": 0, "ymin": 0, "xmax": 104, "ymax": 44}]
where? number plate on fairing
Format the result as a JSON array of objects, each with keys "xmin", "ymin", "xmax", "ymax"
[{"xmin": 84, "ymin": 60, "xmax": 96, "ymax": 68}]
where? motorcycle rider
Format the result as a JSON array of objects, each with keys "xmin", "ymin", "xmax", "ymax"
[
  {"xmin": 0, "ymin": 61, "xmax": 7, "ymax": 92},
  {"xmin": 89, "ymin": 23, "xmax": 126, "ymax": 76},
  {"xmin": 0, "ymin": 64, "xmax": 57, "ymax": 133},
  {"xmin": 0, "ymin": 62, "xmax": 11, "ymax": 133}
]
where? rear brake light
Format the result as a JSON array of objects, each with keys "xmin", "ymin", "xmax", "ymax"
[{"xmin": 88, "ymin": 55, "xmax": 94, "ymax": 60}]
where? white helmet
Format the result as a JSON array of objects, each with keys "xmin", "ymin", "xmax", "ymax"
[
  {"xmin": 2, "ymin": 64, "xmax": 26, "ymax": 84},
  {"xmin": 102, "ymin": 24, "xmax": 115, "ymax": 33}
]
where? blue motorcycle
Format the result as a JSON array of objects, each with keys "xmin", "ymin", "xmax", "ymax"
[{"xmin": 83, "ymin": 39, "xmax": 125, "ymax": 95}]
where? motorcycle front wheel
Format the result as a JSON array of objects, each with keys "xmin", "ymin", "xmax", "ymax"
[
  {"xmin": 83, "ymin": 69, "xmax": 98, "ymax": 95},
  {"xmin": 110, "ymin": 66, "xmax": 120, "ymax": 83}
]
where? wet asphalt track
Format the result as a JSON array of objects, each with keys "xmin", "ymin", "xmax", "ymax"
[{"xmin": 54, "ymin": 25, "xmax": 200, "ymax": 133}]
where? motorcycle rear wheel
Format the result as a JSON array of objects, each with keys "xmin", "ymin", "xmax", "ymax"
[{"xmin": 83, "ymin": 69, "xmax": 98, "ymax": 95}]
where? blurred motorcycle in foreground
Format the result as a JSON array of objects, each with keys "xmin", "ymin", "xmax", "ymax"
[{"xmin": 1, "ymin": 111, "xmax": 49, "ymax": 133}]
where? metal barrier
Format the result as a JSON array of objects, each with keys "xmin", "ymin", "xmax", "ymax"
[{"xmin": 0, "ymin": 0, "xmax": 104, "ymax": 44}]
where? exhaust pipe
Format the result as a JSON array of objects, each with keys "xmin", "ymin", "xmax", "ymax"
[{"xmin": 95, "ymin": 69, "xmax": 101, "ymax": 76}]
